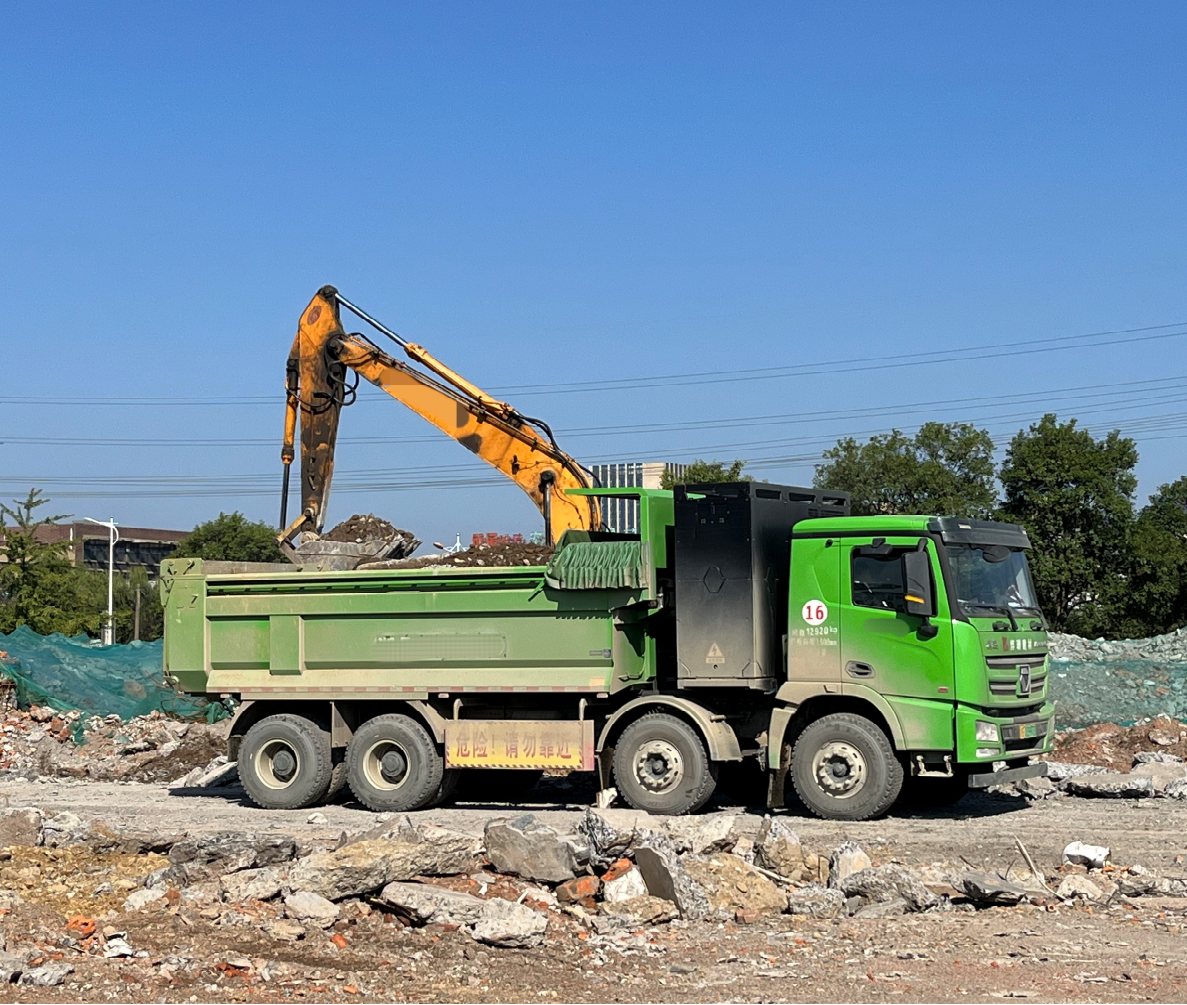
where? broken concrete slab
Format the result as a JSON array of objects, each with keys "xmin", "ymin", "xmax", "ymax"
[
  {"xmin": 754, "ymin": 817, "xmax": 805, "ymax": 879},
  {"xmin": 1132, "ymin": 761, "xmax": 1187, "ymax": 793},
  {"xmin": 289, "ymin": 833, "xmax": 479, "ymax": 900},
  {"xmin": 470, "ymin": 897, "xmax": 547, "ymax": 948},
  {"xmin": 0, "ymin": 808, "xmax": 41, "ymax": 848},
  {"xmin": 634, "ymin": 833, "xmax": 711, "ymax": 919},
  {"xmin": 828, "ymin": 841, "xmax": 871, "ymax": 888},
  {"xmin": 786, "ymin": 884, "xmax": 846, "ymax": 919},
  {"xmin": 1065, "ymin": 774, "xmax": 1154, "ymax": 798},
  {"xmin": 219, "ymin": 865, "xmax": 285, "ymax": 903},
  {"xmin": 839, "ymin": 864, "xmax": 939, "ymax": 912},
  {"xmin": 681, "ymin": 853, "xmax": 787, "ymax": 916},
  {"xmin": 853, "ymin": 897, "xmax": 909, "ymax": 918},
  {"xmin": 123, "ymin": 887, "xmax": 167, "ymax": 912},
  {"xmin": 1056, "ymin": 875, "xmax": 1105, "ymax": 901},
  {"xmin": 283, "ymin": 890, "xmax": 339, "ymax": 925},
  {"xmin": 1133, "ymin": 751, "xmax": 1183, "ymax": 766},
  {"xmin": 602, "ymin": 862, "xmax": 648, "ymax": 904},
  {"xmin": 168, "ymin": 831, "xmax": 296, "ymax": 879},
  {"xmin": 662, "ymin": 812, "xmax": 748, "ymax": 855},
  {"xmin": 378, "ymin": 882, "xmax": 486, "ymax": 926},
  {"xmin": 484, "ymin": 816, "xmax": 581, "ymax": 884},
  {"xmin": 599, "ymin": 895, "xmax": 679, "ymax": 925},
  {"xmin": 1043, "ymin": 762, "xmax": 1110, "ymax": 783}
]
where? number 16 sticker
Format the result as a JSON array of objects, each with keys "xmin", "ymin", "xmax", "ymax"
[{"xmin": 802, "ymin": 600, "xmax": 828, "ymax": 625}]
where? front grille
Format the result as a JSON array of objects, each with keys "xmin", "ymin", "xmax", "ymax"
[
  {"xmin": 1000, "ymin": 720, "xmax": 1048, "ymax": 743},
  {"xmin": 989, "ymin": 681, "xmax": 1016, "ymax": 695},
  {"xmin": 986, "ymin": 655, "xmax": 1047, "ymax": 669},
  {"xmin": 1003, "ymin": 736, "xmax": 1044, "ymax": 752}
]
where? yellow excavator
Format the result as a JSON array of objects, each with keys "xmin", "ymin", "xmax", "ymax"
[{"xmin": 277, "ymin": 286, "xmax": 602, "ymax": 556}]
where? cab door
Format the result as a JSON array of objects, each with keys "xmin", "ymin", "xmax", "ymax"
[{"xmin": 839, "ymin": 536, "xmax": 955, "ymax": 749}]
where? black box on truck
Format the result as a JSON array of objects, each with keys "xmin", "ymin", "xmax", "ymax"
[{"xmin": 673, "ymin": 483, "xmax": 850, "ymax": 690}]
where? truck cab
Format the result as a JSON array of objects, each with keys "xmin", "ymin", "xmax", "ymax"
[{"xmin": 774, "ymin": 512, "xmax": 1053, "ymax": 819}]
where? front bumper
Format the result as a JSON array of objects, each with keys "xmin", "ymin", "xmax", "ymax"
[
  {"xmin": 968, "ymin": 761, "xmax": 1049, "ymax": 790},
  {"xmin": 955, "ymin": 701, "xmax": 1055, "ymax": 763}
]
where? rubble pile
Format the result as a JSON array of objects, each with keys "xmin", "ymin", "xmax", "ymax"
[
  {"xmin": 362, "ymin": 540, "xmax": 554, "ymax": 571},
  {"xmin": 0, "ymin": 704, "xmax": 229, "ymax": 784},
  {"xmin": 1047, "ymin": 628, "xmax": 1187, "ymax": 727}
]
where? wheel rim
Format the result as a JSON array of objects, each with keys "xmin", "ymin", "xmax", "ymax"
[
  {"xmin": 362, "ymin": 739, "xmax": 411, "ymax": 791},
  {"xmin": 634, "ymin": 739, "xmax": 684, "ymax": 793},
  {"xmin": 255, "ymin": 739, "xmax": 301, "ymax": 790},
  {"xmin": 812, "ymin": 740, "xmax": 867, "ymax": 799}
]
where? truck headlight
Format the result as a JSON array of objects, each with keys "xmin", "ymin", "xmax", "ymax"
[{"xmin": 975, "ymin": 720, "xmax": 999, "ymax": 742}]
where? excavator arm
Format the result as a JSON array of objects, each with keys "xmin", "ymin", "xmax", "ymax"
[{"xmin": 279, "ymin": 286, "xmax": 601, "ymax": 551}]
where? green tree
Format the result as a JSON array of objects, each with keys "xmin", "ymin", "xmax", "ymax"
[
  {"xmin": 660, "ymin": 459, "xmax": 748, "ymax": 489},
  {"xmin": 813, "ymin": 422, "xmax": 997, "ymax": 518},
  {"xmin": 998, "ymin": 414, "xmax": 1137, "ymax": 634},
  {"xmin": 1117, "ymin": 476, "xmax": 1187, "ymax": 638},
  {"xmin": 0, "ymin": 490, "xmax": 107, "ymax": 636},
  {"xmin": 172, "ymin": 512, "xmax": 287, "ymax": 563}
]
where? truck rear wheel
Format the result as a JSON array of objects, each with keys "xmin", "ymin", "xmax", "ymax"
[
  {"xmin": 613, "ymin": 713, "xmax": 717, "ymax": 816},
  {"xmin": 790, "ymin": 712, "xmax": 903, "ymax": 821},
  {"xmin": 346, "ymin": 714, "xmax": 444, "ymax": 812},
  {"xmin": 239, "ymin": 713, "xmax": 334, "ymax": 810}
]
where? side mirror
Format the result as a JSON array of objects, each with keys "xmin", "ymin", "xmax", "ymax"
[{"xmin": 902, "ymin": 549, "xmax": 937, "ymax": 618}]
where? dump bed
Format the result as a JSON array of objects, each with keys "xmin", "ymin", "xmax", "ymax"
[{"xmin": 160, "ymin": 543, "xmax": 657, "ymax": 701}]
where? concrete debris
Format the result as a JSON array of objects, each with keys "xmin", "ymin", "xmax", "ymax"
[
  {"xmin": 575, "ymin": 809, "xmax": 634, "ymax": 870},
  {"xmin": 828, "ymin": 841, "xmax": 871, "ymax": 888},
  {"xmin": 785, "ymin": 884, "xmax": 847, "ymax": 919},
  {"xmin": 484, "ymin": 815, "xmax": 581, "ymax": 884},
  {"xmin": 839, "ymin": 865, "xmax": 939, "ymax": 913},
  {"xmin": 599, "ymin": 895, "xmax": 679, "ymax": 925},
  {"xmin": 754, "ymin": 817, "xmax": 805, "ymax": 879},
  {"xmin": 1133, "ymin": 751, "xmax": 1183, "ymax": 765},
  {"xmin": 1165, "ymin": 777, "xmax": 1187, "ymax": 799},
  {"xmin": 20, "ymin": 962, "xmax": 73, "ymax": 986},
  {"xmin": 168, "ymin": 831, "xmax": 296, "ymax": 880},
  {"xmin": 0, "ymin": 808, "xmax": 41, "ymax": 847},
  {"xmin": 219, "ymin": 865, "xmax": 285, "ymax": 903},
  {"xmin": 1131, "ymin": 760, "xmax": 1187, "ymax": 792},
  {"xmin": 1065, "ymin": 773, "xmax": 1154, "ymax": 798},
  {"xmin": 1042, "ymin": 762, "xmax": 1111, "ymax": 782},
  {"xmin": 959, "ymin": 873, "xmax": 1029, "ymax": 906},
  {"xmin": 123, "ymin": 887, "xmax": 167, "ymax": 912},
  {"xmin": 634, "ymin": 833, "xmax": 711, "ymax": 919},
  {"xmin": 661, "ymin": 812, "xmax": 745, "ymax": 856},
  {"xmin": 283, "ymin": 890, "xmax": 340, "ymax": 924},
  {"xmin": 1016, "ymin": 775, "xmax": 1057, "ymax": 799},
  {"xmin": 40, "ymin": 810, "xmax": 90, "ymax": 847},
  {"xmin": 853, "ymin": 897, "xmax": 909, "ymax": 918},
  {"xmin": 681, "ymin": 853, "xmax": 787, "ymax": 916},
  {"xmin": 169, "ymin": 755, "xmax": 239, "ymax": 790},
  {"xmin": 1056, "ymin": 875, "xmax": 1106, "ymax": 902},
  {"xmin": 601, "ymin": 860, "xmax": 648, "ymax": 903},
  {"xmin": 470, "ymin": 897, "xmax": 547, "ymax": 948},
  {"xmin": 1063, "ymin": 841, "xmax": 1111, "ymax": 869},
  {"xmin": 379, "ymin": 882, "xmax": 487, "ymax": 926}
]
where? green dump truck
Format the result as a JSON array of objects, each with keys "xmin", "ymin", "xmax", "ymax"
[{"xmin": 161, "ymin": 482, "xmax": 1054, "ymax": 820}]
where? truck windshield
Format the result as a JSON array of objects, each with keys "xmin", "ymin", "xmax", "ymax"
[{"xmin": 947, "ymin": 543, "xmax": 1041, "ymax": 618}]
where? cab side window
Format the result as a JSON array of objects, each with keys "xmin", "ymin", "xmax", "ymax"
[{"xmin": 851, "ymin": 552, "xmax": 907, "ymax": 612}]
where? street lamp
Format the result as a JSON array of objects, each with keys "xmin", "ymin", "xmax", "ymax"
[{"xmin": 83, "ymin": 517, "xmax": 119, "ymax": 645}]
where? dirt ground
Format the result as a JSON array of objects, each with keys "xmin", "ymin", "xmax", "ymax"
[{"xmin": 0, "ymin": 779, "xmax": 1183, "ymax": 1003}]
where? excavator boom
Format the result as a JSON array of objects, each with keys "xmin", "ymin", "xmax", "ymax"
[{"xmin": 279, "ymin": 286, "xmax": 601, "ymax": 549}]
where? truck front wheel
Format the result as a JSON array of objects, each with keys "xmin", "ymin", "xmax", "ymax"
[
  {"xmin": 346, "ymin": 714, "xmax": 444, "ymax": 812},
  {"xmin": 790, "ymin": 713, "xmax": 903, "ymax": 821},
  {"xmin": 613, "ymin": 713, "xmax": 718, "ymax": 816},
  {"xmin": 239, "ymin": 713, "xmax": 334, "ymax": 810}
]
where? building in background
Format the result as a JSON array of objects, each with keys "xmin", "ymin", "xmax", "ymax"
[
  {"xmin": 590, "ymin": 462, "xmax": 687, "ymax": 533},
  {"xmin": 0, "ymin": 523, "xmax": 188, "ymax": 573}
]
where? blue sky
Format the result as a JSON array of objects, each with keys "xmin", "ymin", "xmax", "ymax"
[{"xmin": 3, "ymin": 3, "xmax": 1186, "ymax": 545}]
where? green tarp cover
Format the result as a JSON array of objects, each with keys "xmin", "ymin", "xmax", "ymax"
[
  {"xmin": 0, "ymin": 625, "xmax": 226, "ymax": 726},
  {"xmin": 1049, "ymin": 658, "xmax": 1187, "ymax": 728},
  {"xmin": 545, "ymin": 540, "xmax": 648, "ymax": 590}
]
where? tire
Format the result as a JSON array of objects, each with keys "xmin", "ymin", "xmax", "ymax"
[
  {"xmin": 896, "ymin": 772, "xmax": 969, "ymax": 810},
  {"xmin": 346, "ymin": 713, "xmax": 444, "ymax": 812},
  {"xmin": 427, "ymin": 768, "xmax": 461, "ymax": 807},
  {"xmin": 612, "ymin": 713, "xmax": 718, "ymax": 816},
  {"xmin": 238, "ymin": 713, "xmax": 334, "ymax": 810},
  {"xmin": 324, "ymin": 758, "xmax": 349, "ymax": 803},
  {"xmin": 790, "ymin": 712, "xmax": 903, "ymax": 821}
]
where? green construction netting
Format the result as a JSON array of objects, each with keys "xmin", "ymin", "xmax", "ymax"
[
  {"xmin": 0, "ymin": 625, "xmax": 227, "ymax": 735},
  {"xmin": 1048, "ymin": 658, "xmax": 1187, "ymax": 728},
  {"xmin": 545, "ymin": 540, "xmax": 649, "ymax": 590}
]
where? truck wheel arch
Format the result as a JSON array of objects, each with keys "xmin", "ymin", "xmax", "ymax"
[
  {"xmin": 767, "ymin": 690, "xmax": 904, "ymax": 771},
  {"xmin": 597, "ymin": 696, "xmax": 742, "ymax": 763}
]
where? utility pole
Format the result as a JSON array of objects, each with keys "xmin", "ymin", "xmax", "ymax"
[{"xmin": 83, "ymin": 517, "xmax": 120, "ymax": 645}]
